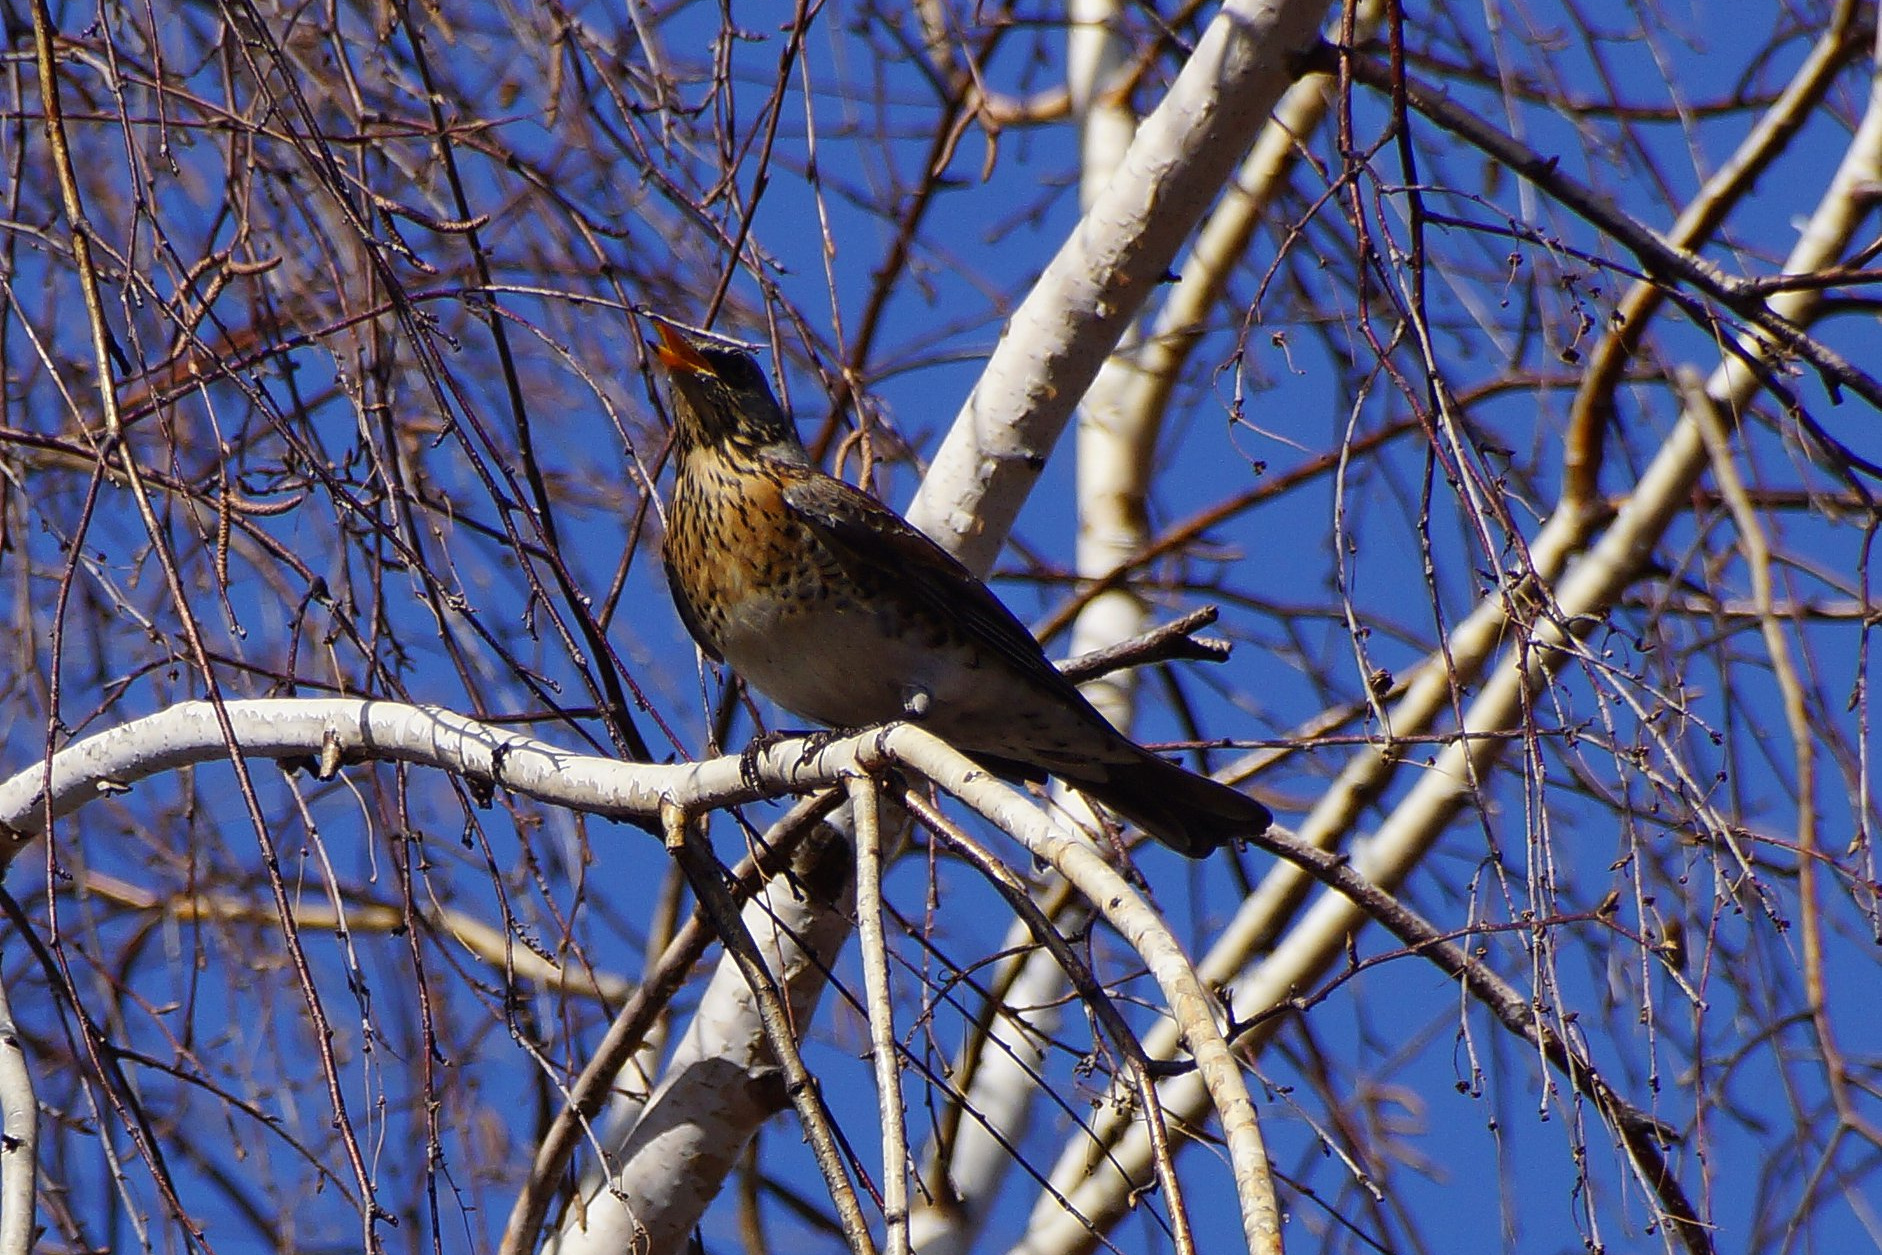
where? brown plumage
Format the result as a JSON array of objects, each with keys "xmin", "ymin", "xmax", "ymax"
[{"xmin": 655, "ymin": 324, "xmax": 1270, "ymax": 858}]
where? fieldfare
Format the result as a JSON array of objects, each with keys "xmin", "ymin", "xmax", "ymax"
[{"xmin": 655, "ymin": 323, "xmax": 1271, "ymax": 858}]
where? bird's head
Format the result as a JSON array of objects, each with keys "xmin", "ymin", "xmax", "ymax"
[{"xmin": 652, "ymin": 324, "xmax": 806, "ymax": 461}]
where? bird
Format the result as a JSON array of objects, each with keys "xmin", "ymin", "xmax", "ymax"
[{"xmin": 653, "ymin": 322, "xmax": 1271, "ymax": 858}]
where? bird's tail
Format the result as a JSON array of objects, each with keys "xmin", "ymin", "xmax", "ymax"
[{"xmin": 1072, "ymin": 747, "xmax": 1272, "ymax": 859}]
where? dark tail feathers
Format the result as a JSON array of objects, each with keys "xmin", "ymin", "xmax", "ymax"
[{"xmin": 1073, "ymin": 747, "xmax": 1271, "ymax": 859}]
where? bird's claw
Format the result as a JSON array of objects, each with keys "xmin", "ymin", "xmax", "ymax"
[
  {"xmin": 739, "ymin": 727, "xmax": 832, "ymax": 790},
  {"xmin": 795, "ymin": 727, "xmax": 844, "ymax": 763},
  {"xmin": 739, "ymin": 729, "xmax": 789, "ymax": 791}
]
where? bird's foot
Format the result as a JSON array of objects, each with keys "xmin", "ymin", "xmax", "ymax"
[
  {"xmin": 739, "ymin": 728, "xmax": 806, "ymax": 791},
  {"xmin": 740, "ymin": 727, "xmax": 853, "ymax": 790},
  {"xmin": 741, "ymin": 697, "xmax": 931, "ymax": 791}
]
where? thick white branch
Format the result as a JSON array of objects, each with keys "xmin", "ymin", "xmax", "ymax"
[
  {"xmin": 0, "ymin": 699, "xmax": 802, "ymax": 857},
  {"xmin": 906, "ymin": 0, "xmax": 1332, "ymax": 572},
  {"xmin": 547, "ymin": 830, "xmax": 855, "ymax": 1255},
  {"xmin": 0, "ymin": 701, "xmax": 1278, "ymax": 1247}
]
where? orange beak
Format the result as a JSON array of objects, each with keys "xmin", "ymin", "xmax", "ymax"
[{"xmin": 653, "ymin": 323, "xmax": 715, "ymax": 375}]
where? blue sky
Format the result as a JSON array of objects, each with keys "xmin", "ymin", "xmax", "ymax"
[{"xmin": 5, "ymin": 1, "xmax": 1881, "ymax": 1252}]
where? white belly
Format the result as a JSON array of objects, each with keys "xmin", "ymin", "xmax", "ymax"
[{"xmin": 715, "ymin": 595, "xmax": 987, "ymax": 731}]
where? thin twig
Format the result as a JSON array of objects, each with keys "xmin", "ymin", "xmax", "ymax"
[
  {"xmin": 1685, "ymin": 373, "xmax": 1880, "ymax": 1148},
  {"xmin": 1057, "ymin": 605, "xmax": 1228, "ymax": 684},
  {"xmin": 1338, "ymin": 43, "xmax": 1882, "ymax": 418},
  {"xmin": 1236, "ymin": 818, "xmax": 1710, "ymax": 1254}
]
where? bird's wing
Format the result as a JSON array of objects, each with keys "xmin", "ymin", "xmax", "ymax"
[{"xmin": 776, "ymin": 468, "xmax": 1093, "ymax": 707}]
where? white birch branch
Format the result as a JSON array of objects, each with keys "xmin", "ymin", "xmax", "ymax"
[
  {"xmin": 0, "ymin": 700, "xmax": 1279, "ymax": 1249},
  {"xmin": 862, "ymin": 731, "xmax": 1283, "ymax": 1255},
  {"xmin": 911, "ymin": 5, "xmax": 1142, "ymax": 1245},
  {"xmin": 850, "ymin": 775, "xmax": 911, "ymax": 1255},
  {"xmin": 0, "ymin": 699, "xmax": 783, "ymax": 855},
  {"xmin": 919, "ymin": 10, "xmax": 1369, "ymax": 1247},
  {"xmin": 1018, "ymin": 28, "xmax": 1882, "ymax": 1251},
  {"xmin": 0, "ymin": 966, "xmax": 35, "ymax": 1255},
  {"xmin": 546, "ymin": 829, "xmax": 857, "ymax": 1255},
  {"xmin": 905, "ymin": 0, "xmax": 1333, "ymax": 572}
]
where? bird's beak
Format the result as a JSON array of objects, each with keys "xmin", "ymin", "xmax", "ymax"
[{"xmin": 653, "ymin": 323, "xmax": 715, "ymax": 377}]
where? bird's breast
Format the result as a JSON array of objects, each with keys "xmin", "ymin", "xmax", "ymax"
[
  {"xmin": 668, "ymin": 453, "xmax": 910, "ymax": 724},
  {"xmin": 665, "ymin": 453, "xmax": 1129, "ymax": 765},
  {"xmin": 667, "ymin": 453, "xmax": 798, "ymax": 616}
]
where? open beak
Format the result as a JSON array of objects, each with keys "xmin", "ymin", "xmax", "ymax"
[{"xmin": 653, "ymin": 323, "xmax": 715, "ymax": 376}]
